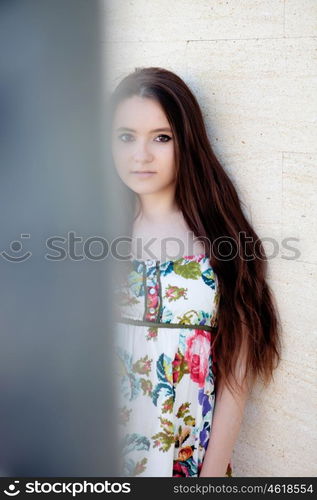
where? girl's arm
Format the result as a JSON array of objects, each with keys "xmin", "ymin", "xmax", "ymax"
[{"xmin": 199, "ymin": 334, "xmax": 252, "ymax": 477}]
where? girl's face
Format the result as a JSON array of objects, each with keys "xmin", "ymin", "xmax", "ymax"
[{"xmin": 111, "ymin": 96, "xmax": 176, "ymax": 195}]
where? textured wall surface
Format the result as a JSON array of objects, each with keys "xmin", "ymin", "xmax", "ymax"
[{"xmin": 101, "ymin": 0, "xmax": 317, "ymax": 476}]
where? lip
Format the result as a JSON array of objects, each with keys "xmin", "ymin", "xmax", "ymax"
[{"xmin": 131, "ymin": 171, "xmax": 157, "ymax": 177}]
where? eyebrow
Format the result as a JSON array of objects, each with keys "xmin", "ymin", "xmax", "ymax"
[{"xmin": 115, "ymin": 127, "xmax": 172, "ymax": 133}]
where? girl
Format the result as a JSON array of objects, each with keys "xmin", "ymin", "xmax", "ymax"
[{"xmin": 109, "ymin": 67, "xmax": 282, "ymax": 477}]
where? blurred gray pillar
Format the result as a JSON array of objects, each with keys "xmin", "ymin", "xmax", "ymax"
[{"xmin": 0, "ymin": 0, "xmax": 120, "ymax": 476}]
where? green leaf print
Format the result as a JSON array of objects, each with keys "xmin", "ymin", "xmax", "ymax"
[
  {"xmin": 152, "ymin": 432, "xmax": 175, "ymax": 452},
  {"xmin": 184, "ymin": 415, "xmax": 196, "ymax": 426},
  {"xmin": 176, "ymin": 402, "xmax": 190, "ymax": 418},
  {"xmin": 162, "ymin": 395, "xmax": 174, "ymax": 414},
  {"xmin": 152, "ymin": 417, "xmax": 175, "ymax": 452},
  {"xmin": 140, "ymin": 378, "xmax": 153, "ymax": 396},
  {"xmin": 174, "ymin": 425, "xmax": 191, "ymax": 447},
  {"xmin": 174, "ymin": 259, "xmax": 201, "ymax": 279},
  {"xmin": 159, "ymin": 417, "xmax": 174, "ymax": 433},
  {"xmin": 174, "ymin": 403, "xmax": 196, "ymax": 449},
  {"xmin": 176, "ymin": 309, "xmax": 199, "ymax": 326}
]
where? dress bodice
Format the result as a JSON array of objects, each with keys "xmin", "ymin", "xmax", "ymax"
[{"xmin": 114, "ymin": 253, "xmax": 219, "ymax": 331}]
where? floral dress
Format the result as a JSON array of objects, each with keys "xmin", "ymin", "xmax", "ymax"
[{"xmin": 114, "ymin": 253, "xmax": 233, "ymax": 477}]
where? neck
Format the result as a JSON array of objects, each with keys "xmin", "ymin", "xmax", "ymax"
[{"xmin": 135, "ymin": 190, "xmax": 180, "ymax": 224}]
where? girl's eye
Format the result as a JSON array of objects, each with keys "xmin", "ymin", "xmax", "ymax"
[
  {"xmin": 117, "ymin": 133, "xmax": 172, "ymax": 143},
  {"xmin": 155, "ymin": 134, "xmax": 172, "ymax": 143},
  {"xmin": 118, "ymin": 133, "xmax": 134, "ymax": 142}
]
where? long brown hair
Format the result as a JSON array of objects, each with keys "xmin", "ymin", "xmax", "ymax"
[{"xmin": 109, "ymin": 66, "xmax": 283, "ymax": 399}]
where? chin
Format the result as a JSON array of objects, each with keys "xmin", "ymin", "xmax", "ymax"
[{"xmin": 130, "ymin": 187, "xmax": 160, "ymax": 195}]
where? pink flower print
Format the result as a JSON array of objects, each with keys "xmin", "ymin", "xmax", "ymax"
[
  {"xmin": 147, "ymin": 293, "xmax": 158, "ymax": 309},
  {"xmin": 183, "ymin": 253, "xmax": 206, "ymax": 263},
  {"xmin": 173, "ymin": 460, "xmax": 190, "ymax": 477},
  {"xmin": 132, "ymin": 355, "xmax": 152, "ymax": 376},
  {"xmin": 185, "ymin": 329, "xmax": 211, "ymax": 387},
  {"xmin": 172, "ymin": 351, "xmax": 182, "ymax": 383},
  {"xmin": 164, "ymin": 285, "xmax": 188, "ymax": 302},
  {"xmin": 178, "ymin": 446, "xmax": 193, "ymax": 461},
  {"xmin": 143, "ymin": 359, "xmax": 151, "ymax": 373},
  {"xmin": 146, "ymin": 327, "xmax": 158, "ymax": 341}
]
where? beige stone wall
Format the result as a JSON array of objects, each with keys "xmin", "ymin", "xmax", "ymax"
[{"xmin": 101, "ymin": 0, "xmax": 317, "ymax": 476}]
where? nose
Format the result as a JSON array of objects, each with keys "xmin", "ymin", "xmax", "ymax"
[{"xmin": 132, "ymin": 139, "xmax": 154, "ymax": 163}]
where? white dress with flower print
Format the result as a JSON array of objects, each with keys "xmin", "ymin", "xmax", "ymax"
[{"xmin": 114, "ymin": 253, "xmax": 233, "ymax": 477}]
